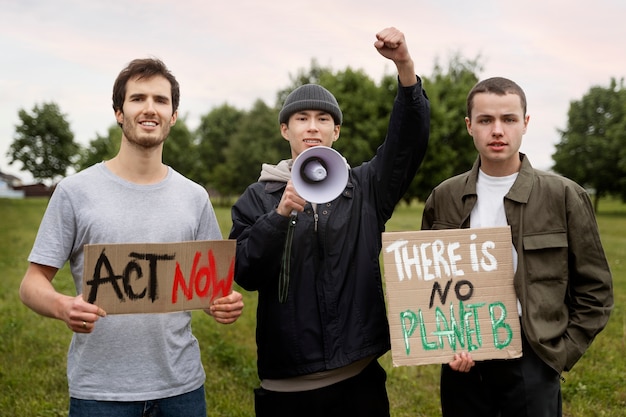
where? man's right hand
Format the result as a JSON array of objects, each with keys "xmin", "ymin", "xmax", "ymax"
[{"xmin": 276, "ymin": 180, "xmax": 306, "ymax": 217}]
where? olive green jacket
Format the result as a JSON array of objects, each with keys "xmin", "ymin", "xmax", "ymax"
[{"xmin": 422, "ymin": 153, "xmax": 613, "ymax": 374}]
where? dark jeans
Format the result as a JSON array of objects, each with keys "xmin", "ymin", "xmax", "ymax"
[
  {"xmin": 440, "ymin": 334, "xmax": 562, "ymax": 417},
  {"xmin": 69, "ymin": 385, "xmax": 206, "ymax": 417},
  {"xmin": 255, "ymin": 359, "xmax": 390, "ymax": 417}
]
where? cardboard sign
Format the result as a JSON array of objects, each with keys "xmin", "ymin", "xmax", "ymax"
[
  {"xmin": 382, "ymin": 227, "xmax": 522, "ymax": 366},
  {"xmin": 82, "ymin": 240, "xmax": 235, "ymax": 314}
]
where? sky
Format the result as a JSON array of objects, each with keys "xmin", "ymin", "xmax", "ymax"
[{"xmin": 1, "ymin": 0, "xmax": 625, "ymax": 183}]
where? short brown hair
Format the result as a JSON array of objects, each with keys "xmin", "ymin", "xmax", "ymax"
[
  {"xmin": 466, "ymin": 77, "xmax": 527, "ymax": 119},
  {"xmin": 112, "ymin": 58, "xmax": 180, "ymax": 114}
]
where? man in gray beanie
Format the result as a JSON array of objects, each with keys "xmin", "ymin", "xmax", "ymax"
[{"xmin": 230, "ymin": 27, "xmax": 430, "ymax": 417}]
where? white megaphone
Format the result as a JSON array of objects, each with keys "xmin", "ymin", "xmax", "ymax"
[{"xmin": 291, "ymin": 146, "xmax": 349, "ymax": 204}]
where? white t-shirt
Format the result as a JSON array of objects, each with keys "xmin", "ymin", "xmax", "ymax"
[
  {"xmin": 29, "ymin": 162, "xmax": 221, "ymax": 401},
  {"xmin": 471, "ymin": 169, "xmax": 521, "ymax": 315}
]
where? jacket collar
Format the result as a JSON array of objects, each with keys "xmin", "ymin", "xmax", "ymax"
[{"xmin": 463, "ymin": 153, "xmax": 534, "ymax": 204}]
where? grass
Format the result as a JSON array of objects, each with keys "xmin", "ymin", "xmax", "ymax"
[{"xmin": 0, "ymin": 197, "xmax": 624, "ymax": 416}]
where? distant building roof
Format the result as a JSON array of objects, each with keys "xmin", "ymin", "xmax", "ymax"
[
  {"xmin": 13, "ymin": 183, "xmax": 54, "ymax": 197},
  {"xmin": 0, "ymin": 170, "xmax": 23, "ymax": 187}
]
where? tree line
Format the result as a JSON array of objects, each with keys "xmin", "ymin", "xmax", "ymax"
[{"xmin": 6, "ymin": 57, "xmax": 626, "ymax": 208}]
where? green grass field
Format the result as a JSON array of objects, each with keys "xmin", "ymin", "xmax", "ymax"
[{"xmin": 1, "ymin": 197, "xmax": 624, "ymax": 416}]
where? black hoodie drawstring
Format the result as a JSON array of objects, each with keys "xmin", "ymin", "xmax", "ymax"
[{"xmin": 279, "ymin": 211, "xmax": 297, "ymax": 303}]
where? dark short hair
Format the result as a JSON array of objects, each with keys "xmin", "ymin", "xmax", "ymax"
[
  {"xmin": 466, "ymin": 77, "xmax": 527, "ymax": 119},
  {"xmin": 112, "ymin": 58, "xmax": 180, "ymax": 114}
]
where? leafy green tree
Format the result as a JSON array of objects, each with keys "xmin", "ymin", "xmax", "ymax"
[
  {"xmin": 75, "ymin": 124, "xmax": 121, "ymax": 171},
  {"xmin": 616, "ymin": 98, "xmax": 626, "ymax": 201},
  {"xmin": 553, "ymin": 78, "xmax": 626, "ymax": 210},
  {"xmin": 7, "ymin": 102, "xmax": 80, "ymax": 183},
  {"xmin": 195, "ymin": 104, "xmax": 244, "ymax": 189},
  {"xmin": 162, "ymin": 117, "xmax": 198, "ymax": 181},
  {"xmin": 320, "ymin": 68, "xmax": 391, "ymax": 166},
  {"xmin": 409, "ymin": 55, "xmax": 482, "ymax": 203},
  {"xmin": 212, "ymin": 99, "xmax": 282, "ymax": 196}
]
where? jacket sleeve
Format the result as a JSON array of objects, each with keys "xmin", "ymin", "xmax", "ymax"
[
  {"xmin": 562, "ymin": 186, "xmax": 613, "ymax": 371},
  {"xmin": 228, "ymin": 185, "xmax": 290, "ymax": 291},
  {"xmin": 368, "ymin": 78, "xmax": 430, "ymax": 223},
  {"xmin": 421, "ymin": 191, "xmax": 435, "ymax": 230}
]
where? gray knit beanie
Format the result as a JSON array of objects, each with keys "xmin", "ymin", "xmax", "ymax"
[{"xmin": 278, "ymin": 84, "xmax": 343, "ymax": 125}]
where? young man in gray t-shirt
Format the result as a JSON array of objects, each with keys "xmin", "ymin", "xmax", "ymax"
[{"xmin": 19, "ymin": 58, "xmax": 244, "ymax": 417}]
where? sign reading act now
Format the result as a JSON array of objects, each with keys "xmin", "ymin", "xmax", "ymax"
[
  {"xmin": 82, "ymin": 240, "xmax": 235, "ymax": 314},
  {"xmin": 382, "ymin": 227, "xmax": 522, "ymax": 366}
]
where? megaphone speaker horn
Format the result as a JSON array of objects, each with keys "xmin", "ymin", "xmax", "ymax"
[
  {"xmin": 299, "ymin": 157, "xmax": 328, "ymax": 183},
  {"xmin": 292, "ymin": 146, "xmax": 349, "ymax": 204}
]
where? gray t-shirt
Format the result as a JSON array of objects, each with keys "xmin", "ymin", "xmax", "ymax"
[{"xmin": 29, "ymin": 162, "xmax": 222, "ymax": 401}]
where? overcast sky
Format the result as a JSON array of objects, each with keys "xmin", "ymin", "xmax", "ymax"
[{"xmin": 1, "ymin": 0, "xmax": 624, "ymax": 183}]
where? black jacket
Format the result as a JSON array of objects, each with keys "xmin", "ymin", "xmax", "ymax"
[{"xmin": 229, "ymin": 80, "xmax": 430, "ymax": 379}]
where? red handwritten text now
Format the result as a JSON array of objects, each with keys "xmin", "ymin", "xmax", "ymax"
[{"xmin": 172, "ymin": 250, "xmax": 234, "ymax": 304}]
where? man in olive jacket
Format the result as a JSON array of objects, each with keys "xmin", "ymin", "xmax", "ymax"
[{"xmin": 421, "ymin": 76, "xmax": 613, "ymax": 417}]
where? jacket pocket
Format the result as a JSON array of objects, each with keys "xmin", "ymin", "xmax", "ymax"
[
  {"xmin": 522, "ymin": 232, "xmax": 568, "ymax": 282},
  {"xmin": 429, "ymin": 220, "xmax": 461, "ymax": 230}
]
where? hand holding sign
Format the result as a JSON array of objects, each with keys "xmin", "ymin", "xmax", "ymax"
[
  {"xmin": 449, "ymin": 352, "xmax": 475, "ymax": 372},
  {"xmin": 67, "ymin": 293, "xmax": 107, "ymax": 333},
  {"xmin": 206, "ymin": 290, "xmax": 244, "ymax": 324}
]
